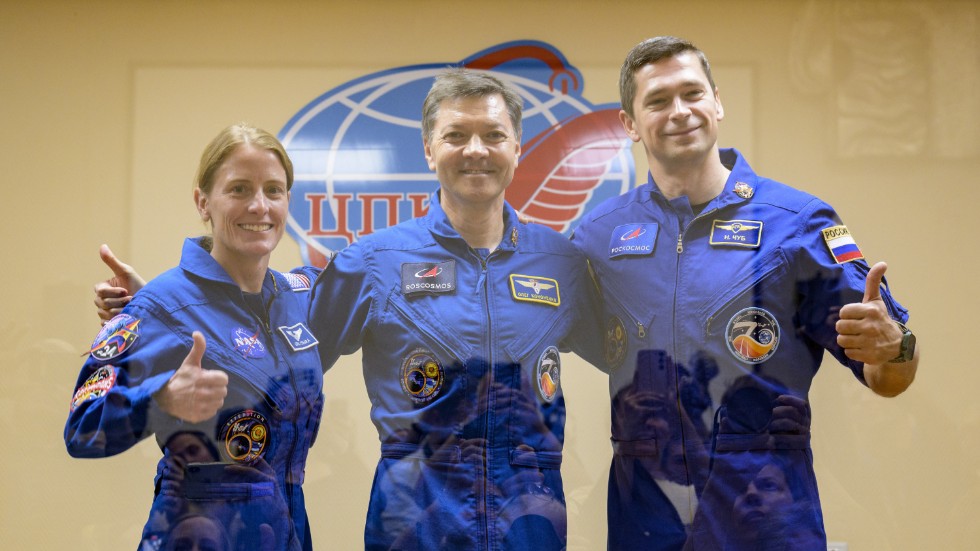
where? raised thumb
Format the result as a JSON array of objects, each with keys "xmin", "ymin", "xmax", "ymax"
[
  {"xmin": 99, "ymin": 244, "xmax": 132, "ymax": 278},
  {"xmin": 182, "ymin": 331, "xmax": 207, "ymax": 370},
  {"xmin": 863, "ymin": 261, "xmax": 887, "ymax": 303}
]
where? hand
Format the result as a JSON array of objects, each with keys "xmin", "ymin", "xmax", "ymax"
[
  {"xmin": 768, "ymin": 394, "xmax": 811, "ymax": 434},
  {"xmin": 94, "ymin": 244, "xmax": 147, "ymax": 324},
  {"xmin": 836, "ymin": 262, "xmax": 902, "ymax": 364},
  {"xmin": 154, "ymin": 332, "xmax": 229, "ymax": 423}
]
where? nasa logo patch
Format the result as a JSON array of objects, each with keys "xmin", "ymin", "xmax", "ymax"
[
  {"xmin": 608, "ymin": 223, "xmax": 658, "ymax": 258},
  {"xmin": 231, "ymin": 327, "xmax": 266, "ymax": 359},
  {"xmin": 604, "ymin": 315, "xmax": 628, "ymax": 369},
  {"xmin": 726, "ymin": 307, "xmax": 780, "ymax": 364},
  {"xmin": 536, "ymin": 346, "xmax": 561, "ymax": 403},
  {"xmin": 90, "ymin": 314, "xmax": 141, "ymax": 362},
  {"xmin": 70, "ymin": 365, "xmax": 116, "ymax": 411},
  {"xmin": 221, "ymin": 410, "xmax": 270, "ymax": 463},
  {"xmin": 400, "ymin": 348, "xmax": 444, "ymax": 404},
  {"xmin": 509, "ymin": 274, "xmax": 560, "ymax": 306}
]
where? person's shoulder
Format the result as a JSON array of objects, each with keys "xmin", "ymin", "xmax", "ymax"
[
  {"xmin": 518, "ymin": 221, "xmax": 580, "ymax": 256},
  {"xmin": 357, "ymin": 217, "xmax": 432, "ymax": 252},
  {"xmin": 271, "ymin": 267, "xmax": 320, "ymax": 293},
  {"xmin": 580, "ymin": 184, "xmax": 651, "ymax": 225},
  {"xmin": 751, "ymin": 177, "xmax": 825, "ymax": 214},
  {"xmin": 138, "ymin": 266, "xmax": 188, "ymax": 296}
]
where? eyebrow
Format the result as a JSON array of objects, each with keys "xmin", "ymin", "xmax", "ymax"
[{"xmin": 642, "ymin": 80, "xmax": 707, "ymax": 99}]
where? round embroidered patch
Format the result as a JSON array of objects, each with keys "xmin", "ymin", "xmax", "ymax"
[
  {"xmin": 221, "ymin": 410, "xmax": 270, "ymax": 463},
  {"xmin": 70, "ymin": 365, "xmax": 117, "ymax": 411},
  {"xmin": 231, "ymin": 327, "xmax": 266, "ymax": 359},
  {"xmin": 536, "ymin": 346, "xmax": 561, "ymax": 403},
  {"xmin": 400, "ymin": 348, "xmax": 444, "ymax": 404},
  {"xmin": 726, "ymin": 307, "xmax": 780, "ymax": 364},
  {"xmin": 604, "ymin": 315, "xmax": 628, "ymax": 369},
  {"xmin": 90, "ymin": 313, "xmax": 141, "ymax": 361}
]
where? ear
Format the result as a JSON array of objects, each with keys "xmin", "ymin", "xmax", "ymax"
[
  {"xmin": 423, "ymin": 140, "xmax": 436, "ymax": 172},
  {"xmin": 194, "ymin": 188, "xmax": 210, "ymax": 222},
  {"xmin": 619, "ymin": 110, "xmax": 641, "ymax": 143},
  {"xmin": 714, "ymin": 87, "xmax": 724, "ymax": 121}
]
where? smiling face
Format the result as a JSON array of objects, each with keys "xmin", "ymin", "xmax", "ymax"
[
  {"xmin": 195, "ymin": 144, "xmax": 289, "ymax": 275},
  {"xmin": 620, "ymin": 51, "xmax": 724, "ymax": 172},
  {"xmin": 423, "ymin": 94, "xmax": 521, "ymax": 211}
]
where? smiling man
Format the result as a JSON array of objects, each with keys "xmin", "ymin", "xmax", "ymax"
[
  {"xmin": 308, "ymin": 69, "xmax": 604, "ymax": 550},
  {"xmin": 571, "ymin": 36, "xmax": 920, "ymax": 550}
]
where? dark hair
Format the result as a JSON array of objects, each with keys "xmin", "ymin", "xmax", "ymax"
[
  {"xmin": 421, "ymin": 68, "xmax": 523, "ymax": 143},
  {"xmin": 619, "ymin": 36, "xmax": 716, "ymax": 118}
]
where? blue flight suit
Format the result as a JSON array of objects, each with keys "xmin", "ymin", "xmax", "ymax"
[
  {"xmin": 571, "ymin": 149, "xmax": 909, "ymax": 550},
  {"xmin": 309, "ymin": 193, "xmax": 604, "ymax": 551},
  {"xmin": 65, "ymin": 238, "xmax": 324, "ymax": 551}
]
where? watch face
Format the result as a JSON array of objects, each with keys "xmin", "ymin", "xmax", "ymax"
[{"xmin": 890, "ymin": 322, "xmax": 915, "ymax": 363}]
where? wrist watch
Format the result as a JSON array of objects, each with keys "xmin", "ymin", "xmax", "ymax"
[{"xmin": 888, "ymin": 321, "xmax": 916, "ymax": 363}]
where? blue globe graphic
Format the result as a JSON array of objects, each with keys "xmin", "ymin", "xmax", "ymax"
[{"xmin": 280, "ymin": 56, "xmax": 634, "ymax": 266}]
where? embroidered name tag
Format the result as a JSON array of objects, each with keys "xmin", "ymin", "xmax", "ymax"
[
  {"xmin": 821, "ymin": 225, "xmax": 864, "ymax": 264},
  {"xmin": 709, "ymin": 219, "xmax": 763, "ymax": 248},
  {"xmin": 401, "ymin": 260, "xmax": 456, "ymax": 295},
  {"xmin": 608, "ymin": 223, "xmax": 658, "ymax": 258},
  {"xmin": 278, "ymin": 322, "xmax": 319, "ymax": 351},
  {"xmin": 510, "ymin": 274, "xmax": 560, "ymax": 306}
]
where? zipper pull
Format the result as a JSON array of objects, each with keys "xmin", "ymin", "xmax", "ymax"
[
  {"xmin": 676, "ymin": 234, "xmax": 684, "ymax": 254},
  {"xmin": 637, "ymin": 322, "xmax": 646, "ymax": 338}
]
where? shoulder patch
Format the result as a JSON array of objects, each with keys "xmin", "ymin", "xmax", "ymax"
[
  {"xmin": 821, "ymin": 225, "xmax": 864, "ymax": 264},
  {"xmin": 70, "ymin": 365, "xmax": 117, "ymax": 411},
  {"xmin": 90, "ymin": 314, "xmax": 141, "ymax": 362},
  {"xmin": 282, "ymin": 272, "xmax": 311, "ymax": 291}
]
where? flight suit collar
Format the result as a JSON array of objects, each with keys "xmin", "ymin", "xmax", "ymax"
[
  {"xmin": 423, "ymin": 191, "xmax": 522, "ymax": 253},
  {"xmin": 646, "ymin": 148, "xmax": 761, "ymax": 214}
]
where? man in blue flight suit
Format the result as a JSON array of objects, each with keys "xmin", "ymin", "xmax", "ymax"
[
  {"xmin": 308, "ymin": 69, "xmax": 604, "ymax": 551},
  {"xmin": 571, "ymin": 36, "xmax": 920, "ymax": 550}
]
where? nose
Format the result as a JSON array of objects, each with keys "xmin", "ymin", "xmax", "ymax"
[
  {"xmin": 463, "ymin": 135, "xmax": 488, "ymax": 157},
  {"xmin": 248, "ymin": 191, "xmax": 270, "ymax": 214},
  {"xmin": 669, "ymin": 96, "xmax": 691, "ymax": 119},
  {"xmin": 742, "ymin": 483, "xmax": 762, "ymax": 506}
]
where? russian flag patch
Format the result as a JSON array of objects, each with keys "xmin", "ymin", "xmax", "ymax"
[{"xmin": 821, "ymin": 225, "xmax": 864, "ymax": 264}]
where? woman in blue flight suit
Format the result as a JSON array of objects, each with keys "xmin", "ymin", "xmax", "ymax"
[{"xmin": 65, "ymin": 124, "xmax": 323, "ymax": 551}]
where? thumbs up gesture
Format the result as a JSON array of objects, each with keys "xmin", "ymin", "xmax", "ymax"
[
  {"xmin": 836, "ymin": 262, "xmax": 902, "ymax": 365},
  {"xmin": 94, "ymin": 244, "xmax": 147, "ymax": 324},
  {"xmin": 154, "ymin": 332, "xmax": 229, "ymax": 423}
]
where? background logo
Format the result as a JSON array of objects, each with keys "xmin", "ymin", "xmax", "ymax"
[{"xmin": 279, "ymin": 40, "xmax": 635, "ymax": 266}]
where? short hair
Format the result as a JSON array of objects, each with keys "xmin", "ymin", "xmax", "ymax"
[
  {"xmin": 195, "ymin": 122, "xmax": 294, "ymax": 195},
  {"xmin": 421, "ymin": 68, "xmax": 523, "ymax": 143},
  {"xmin": 619, "ymin": 36, "xmax": 716, "ymax": 118}
]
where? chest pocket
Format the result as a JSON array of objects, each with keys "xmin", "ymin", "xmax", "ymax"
[{"xmin": 699, "ymin": 247, "xmax": 791, "ymax": 339}]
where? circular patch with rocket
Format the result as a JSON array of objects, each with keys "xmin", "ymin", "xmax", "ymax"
[
  {"xmin": 536, "ymin": 346, "xmax": 561, "ymax": 403},
  {"xmin": 725, "ymin": 307, "xmax": 780, "ymax": 364}
]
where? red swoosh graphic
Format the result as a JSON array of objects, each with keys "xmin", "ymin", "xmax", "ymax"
[{"xmin": 507, "ymin": 108, "xmax": 630, "ymax": 233}]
